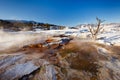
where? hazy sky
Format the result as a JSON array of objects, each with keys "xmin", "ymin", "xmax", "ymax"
[{"xmin": 0, "ymin": 0, "xmax": 120, "ymax": 26}]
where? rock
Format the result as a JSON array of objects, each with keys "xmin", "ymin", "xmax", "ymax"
[
  {"xmin": 0, "ymin": 54, "xmax": 56, "ymax": 80},
  {"xmin": 0, "ymin": 41, "xmax": 120, "ymax": 80}
]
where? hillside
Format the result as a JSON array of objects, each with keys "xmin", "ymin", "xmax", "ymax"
[{"xmin": 0, "ymin": 19, "xmax": 65, "ymax": 31}]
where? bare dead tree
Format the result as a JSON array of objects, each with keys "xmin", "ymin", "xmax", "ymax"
[{"xmin": 88, "ymin": 17, "xmax": 105, "ymax": 40}]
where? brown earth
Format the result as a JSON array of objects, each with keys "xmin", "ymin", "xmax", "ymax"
[{"xmin": 0, "ymin": 39, "xmax": 120, "ymax": 80}]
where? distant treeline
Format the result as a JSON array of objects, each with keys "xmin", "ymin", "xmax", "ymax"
[{"xmin": 0, "ymin": 19, "xmax": 65, "ymax": 31}]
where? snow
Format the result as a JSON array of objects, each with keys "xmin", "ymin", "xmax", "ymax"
[
  {"xmin": 0, "ymin": 24, "xmax": 120, "ymax": 47},
  {"xmin": 98, "ymin": 32, "xmax": 120, "ymax": 45}
]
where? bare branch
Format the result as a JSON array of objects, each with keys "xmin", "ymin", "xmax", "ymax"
[
  {"xmin": 99, "ymin": 26, "xmax": 104, "ymax": 31},
  {"xmin": 87, "ymin": 17, "xmax": 105, "ymax": 40},
  {"xmin": 88, "ymin": 26, "xmax": 94, "ymax": 35}
]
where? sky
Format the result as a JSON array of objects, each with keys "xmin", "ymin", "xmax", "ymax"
[{"xmin": 0, "ymin": 0, "xmax": 120, "ymax": 26}]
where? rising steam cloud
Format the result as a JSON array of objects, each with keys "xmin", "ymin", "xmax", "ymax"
[{"xmin": 0, "ymin": 30, "xmax": 51, "ymax": 51}]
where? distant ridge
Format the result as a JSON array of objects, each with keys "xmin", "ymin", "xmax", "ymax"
[{"xmin": 0, "ymin": 19, "xmax": 65, "ymax": 31}]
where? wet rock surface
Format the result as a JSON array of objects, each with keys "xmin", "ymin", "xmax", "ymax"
[
  {"xmin": 0, "ymin": 54, "xmax": 55, "ymax": 80},
  {"xmin": 0, "ymin": 40, "xmax": 120, "ymax": 80}
]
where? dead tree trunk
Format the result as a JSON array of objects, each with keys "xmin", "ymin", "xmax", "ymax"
[{"xmin": 88, "ymin": 17, "xmax": 105, "ymax": 40}]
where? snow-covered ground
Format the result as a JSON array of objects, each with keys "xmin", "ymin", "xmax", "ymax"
[
  {"xmin": 0, "ymin": 23, "xmax": 120, "ymax": 50},
  {"xmin": 20, "ymin": 26, "xmax": 120, "ymax": 46},
  {"xmin": 98, "ymin": 32, "xmax": 120, "ymax": 45},
  {"xmin": 37, "ymin": 25, "xmax": 120, "ymax": 46}
]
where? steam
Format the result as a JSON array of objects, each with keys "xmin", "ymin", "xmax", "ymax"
[{"xmin": 0, "ymin": 30, "xmax": 51, "ymax": 51}]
